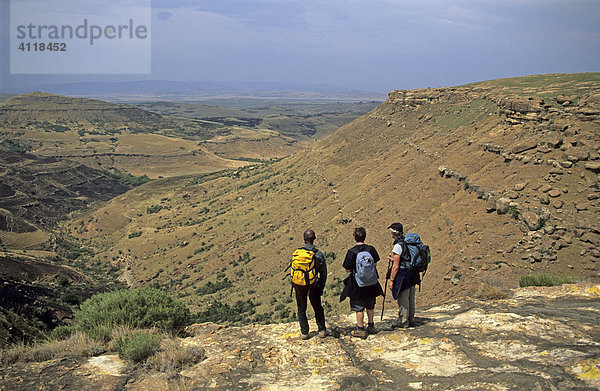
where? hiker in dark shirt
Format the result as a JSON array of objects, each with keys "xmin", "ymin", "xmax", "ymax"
[
  {"xmin": 291, "ymin": 229, "xmax": 327, "ymax": 339},
  {"xmin": 387, "ymin": 222, "xmax": 420, "ymax": 328},
  {"xmin": 342, "ymin": 227, "xmax": 383, "ymax": 338}
]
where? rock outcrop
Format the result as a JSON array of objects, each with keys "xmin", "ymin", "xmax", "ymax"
[{"xmin": 1, "ymin": 284, "xmax": 599, "ymax": 390}]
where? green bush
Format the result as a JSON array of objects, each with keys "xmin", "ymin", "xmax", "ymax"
[
  {"xmin": 49, "ymin": 325, "xmax": 74, "ymax": 341},
  {"xmin": 128, "ymin": 231, "xmax": 143, "ymax": 239},
  {"xmin": 146, "ymin": 205, "xmax": 163, "ymax": 214},
  {"xmin": 519, "ymin": 273, "xmax": 575, "ymax": 287},
  {"xmin": 195, "ymin": 278, "xmax": 231, "ymax": 295},
  {"xmin": 102, "ymin": 168, "xmax": 150, "ymax": 187},
  {"xmin": 62, "ymin": 293, "xmax": 81, "ymax": 305},
  {"xmin": 73, "ymin": 288, "xmax": 190, "ymax": 340},
  {"xmin": 115, "ymin": 332, "xmax": 161, "ymax": 362},
  {"xmin": 196, "ymin": 300, "xmax": 255, "ymax": 324}
]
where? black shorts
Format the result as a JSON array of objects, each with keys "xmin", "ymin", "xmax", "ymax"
[{"xmin": 350, "ymin": 296, "xmax": 376, "ymax": 312}]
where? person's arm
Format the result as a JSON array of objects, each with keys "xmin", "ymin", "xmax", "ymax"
[
  {"xmin": 318, "ymin": 252, "xmax": 327, "ymax": 286},
  {"xmin": 342, "ymin": 249, "xmax": 354, "ymax": 273},
  {"xmin": 372, "ymin": 247, "xmax": 380, "ymax": 263},
  {"xmin": 387, "ymin": 253, "xmax": 400, "ymax": 290}
]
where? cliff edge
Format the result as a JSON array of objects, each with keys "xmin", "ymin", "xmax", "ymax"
[{"xmin": 1, "ymin": 283, "xmax": 598, "ymax": 390}]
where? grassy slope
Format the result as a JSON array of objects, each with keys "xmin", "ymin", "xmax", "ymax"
[
  {"xmin": 67, "ymin": 73, "xmax": 600, "ymax": 322},
  {"xmin": 0, "ymin": 93, "xmax": 378, "ymax": 179}
]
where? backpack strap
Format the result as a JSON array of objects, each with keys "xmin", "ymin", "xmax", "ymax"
[{"xmin": 397, "ymin": 240, "xmax": 410, "ymax": 264}]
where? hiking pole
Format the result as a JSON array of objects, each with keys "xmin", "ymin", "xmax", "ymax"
[{"xmin": 381, "ymin": 257, "xmax": 392, "ymax": 321}]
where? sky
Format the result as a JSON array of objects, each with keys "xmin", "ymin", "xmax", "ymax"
[{"xmin": 1, "ymin": 0, "xmax": 599, "ymax": 93}]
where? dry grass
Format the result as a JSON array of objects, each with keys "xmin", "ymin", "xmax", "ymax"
[
  {"xmin": 146, "ymin": 338, "xmax": 205, "ymax": 372},
  {"xmin": 0, "ymin": 332, "xmax": 104, "ymax": 366},
  {"xmin": 474, "ymin": 283, "xmax": 510, "ymax": 301}
]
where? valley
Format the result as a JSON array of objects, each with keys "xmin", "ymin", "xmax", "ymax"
[
  {"xmin": 0, "ymin": 73, "xmax": 599, "ymax": 345},
  {"xmin": 0, "ymin": 92, "xmax": 379, "ymax": 344},
  {"xmin": 61, "ymin": 73, "xmax": 600, "ymax": 324}
]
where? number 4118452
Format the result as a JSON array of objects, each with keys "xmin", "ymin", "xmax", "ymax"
[{"xmin": 18, "ymin": 42, "xmax": 67, "ymax": 52}]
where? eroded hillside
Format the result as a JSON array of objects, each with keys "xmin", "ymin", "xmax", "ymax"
[{"xmin": 68, "ymin": 73, "xmax": 600, "ymax": 321}]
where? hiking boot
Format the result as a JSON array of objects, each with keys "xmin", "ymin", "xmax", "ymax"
[
  {"xmin": 391, "ymin": 319, "xmax": 408, "ymax": 329},
  {"xmin": 299, "ymin": 333, "xmax": 310, "ymax": 340},
  {"xmin": 318, "ymin": 329, "xmax": 328, "ymax": 338},
  {"xmin": 351, "ymin": 328, "xmax": 367, "ymax": 339},
  {"xmin": 367, "ymin": 323, "xmax": 376, "ymax": 334}
]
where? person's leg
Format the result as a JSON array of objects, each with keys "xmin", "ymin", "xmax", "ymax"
[
  {"xmin": 308, "ymin": 286, "xmax": 326, "ymax": 332},
  {"xmin": 408, "ymin": 285, "xmax": 416, "ymax": 325},
  {"xmin": 356, "ymin": 310, "xmax": 365, "ymax": 328},
  {"xmin": 395, "ymin": 288, "xmax": 409, "ymax": 326},
  {"xmin": 365, "ymin": 296, "xmax": 376, "ymax": 333},
  {"xmin": 349, "ymin": 298, "xmax": 367, "ymax": 338},
  {"xmin": 295, "ymin": 285, "xmax": 310, "ymax": 335}
]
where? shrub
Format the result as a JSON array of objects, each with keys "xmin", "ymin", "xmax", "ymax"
[
  {"xmin": 533, "ymin": 217, "xmax": 547, "ymax": 231},
  {"xmin": 49, "ymin": 325, "xmax": 74, "ymax": 341},
  {"xmin": 195, "ymin": 278, "xmax": 231, "ymax": 295},
  {"xmin": 195, "ymin": 300, "xmax": 255, "ymax": 324},
  {"xmin": 519, "ymin": 273, "xmax": 575, "ymax": 287},
  {"xmin": 147, "ymin": 205, "xmax": 163, "ymax": 214},
  {"xmin": 115, "ymin": 332, "xmax": 161, "ymax": 363},
  {"xmin": 72, "ymin": 288, "xmax": 190, "ymax": 340},
  {"xmin": 102, "ymin": 168, "xmax": 150, "ymax": 187},
  {"xmin": 128, "ymin": 231, "xmax": 143, "ymax": 239},
  {"xmin": 62, "ymin": 293, "xmax": 81, "ymax": 305},
  {"xmin": 508, "ymin": 206, "xmax": 519, "ymax": 220}
]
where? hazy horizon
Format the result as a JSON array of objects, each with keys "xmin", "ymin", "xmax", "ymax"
[{"xmin": 1, "ymin": 0, "xmax": 599, "ymax": 94}]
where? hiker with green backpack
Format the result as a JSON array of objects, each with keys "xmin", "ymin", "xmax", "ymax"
[
  {"xmin": 341, "ymin": 227, "xmax": 384, "ymax": 338},
  {"xmin": 288, "ymin": 229, "xmax": 328, "ymax": 340},
  {"xmin": 387, "ymin": 222, "xmax": 431, "ymax": 328}
]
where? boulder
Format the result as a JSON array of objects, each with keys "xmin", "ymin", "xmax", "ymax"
[
  {"xmin": 566, "ymin": 148, "xmax": 590, "ymax": 162},
  {"xmin": 581, "ymin": 233, "xmax": 600, "ymax": 246},
  {"xmin": 514, "ymin": 183, "xmax": 527, "ymax": 191},
  {"xmin": 522, "ymin": 212, "xmax": 542, "ymax": 231},
  {"xmin": 584, "ymin": 162, "xmax": 600, "ymax": 173},
  {"xmin": 548, "ymin": 189, "xmax": 561, "ymax": 198},
  {"xmin": 553, "ymin": 239, "xmax": 568, "ymax": 250},
  {"xmin": 485, "ymin": 197, "xmax": 497, "ymax": 213},
  {"xmin": 548, "ymin": 123, "xmax": 568, "ymax": 132},
  {"xmin": 512, "ymin": 141, "xmax": 538, "ymax": 154},
  {"xmin": 545, "ymin": 138, "xmax": 563, "ymax": 148},
  {"xmin": 496, "ymin": 198, "xmax": 511, "ymax": 215},
  {"xmin": 507, "ymin": 191, "xmax": 519, "ymax": 200}
]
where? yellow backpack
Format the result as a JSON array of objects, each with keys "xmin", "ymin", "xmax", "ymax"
[{"xmin": 290, "ymin": 248, "xmax": 318, "ymax": 286}]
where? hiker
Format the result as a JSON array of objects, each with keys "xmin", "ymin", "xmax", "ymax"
[
  {"xmin": 290, "ymin": 229, "xmax": 327, "ymax": 339},
  {"xmin": 387, "ymin": 222, "xmax": 420, "ymax": 328},
  {"xmin": 342, "ymin": 227, "xmax": 383, "ymax": 338}
]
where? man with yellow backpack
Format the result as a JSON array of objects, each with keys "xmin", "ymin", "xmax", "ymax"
[{"xmin": 288, "ymin": 229, "xmax": 327, "ymax": 339}]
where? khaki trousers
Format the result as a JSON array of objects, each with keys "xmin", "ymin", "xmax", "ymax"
[{"xmin": 397, "ymin": 285, "xmax": 415, "ymax": 324}]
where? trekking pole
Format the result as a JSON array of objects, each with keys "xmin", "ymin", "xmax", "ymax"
[{"xmin": 381, "ymin": 257, "xmax": 392, "ymax": 321}]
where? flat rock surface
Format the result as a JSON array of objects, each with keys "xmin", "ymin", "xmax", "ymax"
[{"xmin": 2, "ymin": 284, "xmax": 599, "ymax": 390}]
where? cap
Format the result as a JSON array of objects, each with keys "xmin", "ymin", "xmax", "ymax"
[{"xmin": 388, "ymin": 222, "xmax": 403, "ymax": 233}]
